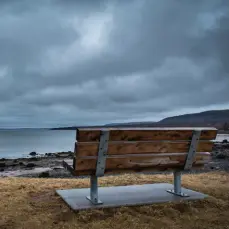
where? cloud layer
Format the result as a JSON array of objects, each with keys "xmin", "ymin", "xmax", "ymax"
[{"xmin": 0, "ymin": 0, "xmax": 228, "ymax": 127}]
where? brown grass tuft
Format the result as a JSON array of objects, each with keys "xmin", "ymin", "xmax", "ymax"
[{"xmin": 0, "ymin": 172, "xmax": 229, "ymax": 229}]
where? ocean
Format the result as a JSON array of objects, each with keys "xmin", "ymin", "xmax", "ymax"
[
  {"xmin": 0, "ymin": 129, "xmax": 76, "ymax": 159},
  {"xmin": 0, "ymin": 129, "xmax": 228, "ymax": 159}
]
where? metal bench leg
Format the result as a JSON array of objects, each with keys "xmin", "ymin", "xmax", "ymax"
[
  {"xmin": 167, "ymin": 171, "xmax": 189, "ymax": 197},
  {"xmin": 86, "ymin": 175, "xmax": 103, "ymax": 205}
]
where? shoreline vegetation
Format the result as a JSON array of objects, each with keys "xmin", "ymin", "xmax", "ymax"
[{"xmin": 1, "ymin": 141, "xmax": 229, "ymax": 178}]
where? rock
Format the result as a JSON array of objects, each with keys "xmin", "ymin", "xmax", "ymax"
[
  {"xmin": 0, "ymin": 168, "xmax": 4, "ymax": 172},
  {"xmin": 26, "ymin": 163, "xmax": 36, "ymax": 168},
  {"xmin": 29, "ymin": 151, "xmax": 37, "ymax": 156},
  {"xmin": 0, "ymin": 162, "xmax": 6, "ymax": 168},
  {"xmin": 28, "ymin": 157, "xmax": 39, "ymax": 161},
  {"xmin": 19, "ymin": 162, "xmax": 25, "ymax": 166},
  {"xmin": 45, "ymin": 153, "xmax": 55, "ymax": 157},
  {"xmin": 216, "ymin": 153, "xmax": 226, "ymax": 159},
  {"xmin": 9, "ymin": 163, "xmax": 19, "ymax": 167},
  {"xmin": 52, "ymin": 166, "xmax": 64, "ymax": 170},
  {"xmin": 56, "ymin": 151, "xmax": 72, "ymax": 156},
  {"xmin": 38, "ymin": 171, "xmax": 50, "ymax": 178},
  {"xmin": 56, "ymin": 152, "xmax": 71, "ymax": 157},
  {"xmin": 222, "ymin": 139, "xmax": 228, "ymax": 144},
  {"xmin": 223, "ymin": 144, "xmax": 229, "ymax": 149}
]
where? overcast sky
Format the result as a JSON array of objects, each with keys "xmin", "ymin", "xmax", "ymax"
[{"xmin": 0, "ymin": 0, "xmax": 228, "ymax": 128}]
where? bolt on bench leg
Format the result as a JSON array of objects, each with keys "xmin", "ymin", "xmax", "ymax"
[
  {"xmin": 167, "ymin": 171, "xmax": 189, "ymax": 197},
  {"xmin": 86, "ymin": 175, "xmax": 103, "ymax": 205}
]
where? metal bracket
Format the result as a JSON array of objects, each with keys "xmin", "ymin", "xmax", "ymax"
[
  {"xmin": 167, "ymin": 171, "xmax": 189, "ymax": 197},
  {"xmin": 184, "ymin": 130, "xmax": 201, "ymax": 170},
  {"xmin": 167, "ymin": 190, "xmax": 189, "ymax": 197},
  {"xmin": 86, "ymin": 175, "xmax": 103, "ymax": 205},
  {"xmin": 167, "ymin": 131, "xmax": 201, "ymax": 197},
  {"xmin": 96, "ymin": 130, "xmax": 110, "ymax": 177}
]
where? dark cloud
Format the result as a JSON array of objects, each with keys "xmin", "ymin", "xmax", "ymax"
[{"xmin": 0, "ymin": 0, "xmax": 228, "ymax": 127}]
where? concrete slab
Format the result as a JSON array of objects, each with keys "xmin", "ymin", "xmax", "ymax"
[{"xmin": 56, "ymin": 183, "xmax": 207, "ymax": 211}]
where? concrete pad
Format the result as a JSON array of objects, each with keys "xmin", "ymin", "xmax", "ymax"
[{"xmin": 56, "ymin": 183, "xmax": 207, "ymax": 211}]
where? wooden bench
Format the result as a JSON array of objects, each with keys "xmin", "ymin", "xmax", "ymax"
[{"xmin": 57, "ymin": 127, "xmax": 217, "ymax": 210}]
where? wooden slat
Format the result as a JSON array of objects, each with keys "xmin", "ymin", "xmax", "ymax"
[
  {"xmin": 73, "ymin": 165, "xmax": 206, "ymax": 176},
  {"xmin": 76, "ymin": 128, "xmax": 217, "ymax": 142},
  {"xmin": 74, "ymin": 153, "xmax": 210, "ymax": 175},
  {"xmin": 76, "ymin": 141, "xmax": 214, "ymax": 157},
  {"xmin": 63, "ymin": 159, "xmax": 205, "ymax": 176}
]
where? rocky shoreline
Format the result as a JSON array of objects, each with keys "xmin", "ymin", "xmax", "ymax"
[
  {"xmin": 0, "ymin": 142, "xmax": 229, "ymax": 178},
  {"xmin": 0, "ymin": 151, "xmax": 75, "ymax": 178}
]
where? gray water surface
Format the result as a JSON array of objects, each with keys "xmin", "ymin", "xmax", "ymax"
[{"xmin": 0, "ymin": 129, "xmax": 75, "ymax": 158}]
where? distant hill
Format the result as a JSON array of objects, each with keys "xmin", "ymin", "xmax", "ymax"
[
  {"xmin": 158, "ymin": 109, "xmax": 229, "ymax": 129},
  {"xmin": 104, "ymin": 121, "xmax": 157, "ymax": 127},
  {"xmin": 52, "ymin": 109, "xmax": 229, "ymax": 130}
]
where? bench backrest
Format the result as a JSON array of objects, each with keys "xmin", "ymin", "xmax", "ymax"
[{"xmin": 73, "ymin": 127, "xmax": 217, "ymax": 176}]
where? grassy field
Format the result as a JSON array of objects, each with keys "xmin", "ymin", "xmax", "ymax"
[{"xmin": 0, "ymin": 172, "xmax": 229, "ymax": 229}]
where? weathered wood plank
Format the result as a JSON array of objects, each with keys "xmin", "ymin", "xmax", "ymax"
[
  {"xmin": 73, "ymin": 165, "xmax": 206, "ymax": 176},
  {"xmin": 74, "ymin": 153, "xmax": 210, "ymax": 173},
  {"xmin": 76, "ymin": 128, "xmax": 217, "ymax": 142},
  {"xmin": 63, "ymin": 159, "xmax": 205, "ymax": 176},
  {"xmin": 76, "ymin": 141, "xmax": 214, "ymax": 157}
]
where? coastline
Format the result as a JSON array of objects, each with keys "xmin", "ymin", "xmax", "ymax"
[
  {"xmin": 0, "ymin": 142, "xmax": 229, "ymax": 178},
  {"xmin": 0, "ymin": 151, "xmax": 75, "ymax": 178}
]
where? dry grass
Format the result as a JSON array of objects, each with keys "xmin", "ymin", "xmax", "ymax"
[{"xmin": 0, "ymin": 172, "xmax": 229, "ymax": 229}]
